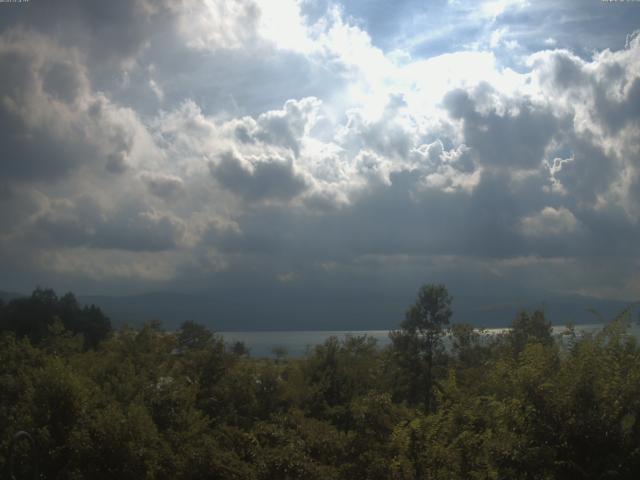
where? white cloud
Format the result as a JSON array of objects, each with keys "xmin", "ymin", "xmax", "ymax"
[
  {"xmin": 171, "ymin": 0, "xmax": 260, "ymax": 50},
  {"xmin": 520, "ymin": 207, "xmax": 579, "ymax": 237},
  {"xmin": 481, "ymin": 0, "xmax": 528, "ymax": 21}
]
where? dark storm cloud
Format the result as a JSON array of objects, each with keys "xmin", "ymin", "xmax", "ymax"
[
  {"xmin": 444, "ymin": 85, "xmax": 557, "ymax": 169},
  {"xmin": 41, "ymin": 61, "xmax": 84, "ymax": 103},
  {"xmin": 200, "ymin": 168, "xmax": 522, "ymax": 263},
  {"xmin": 0, "ymin": 35, "xmax": 89, "ymax": 181},
  {"xmin": 201, "ymin": 94, "xmax": 636, "ymax": 272},
  {"xmin": 0, "ymin": 186, "xmax": 46, "ymax": 235},
  {"xmin": 34, "ymin": 199, "xmax": 185, "ymax": 252},
  {"xmin": 539, "ymin": 51, "xmax": 589, "ymax": 91},
  {"xmin": 0, "ymin": 0, "xmax": 162, "ymax": 66},
  {"xmin": 211, "ymin": 151, "xmax": 308, "ymax": 202},
  {"xmin": 0, "ymin": 110, "xmax": 89, "ymax": 182},
  {"xmin": 594, "ymin": 77, "xmax": 640, "ymax": 135},
  {"xmin": 105, "ymin": 151, "xmax": 129, "ymax": 175},
  {"xmin": 0, "ymin": 29, "xmax": 154, "ymax": 183},
  {"xmin": 552, "ymin": 136, "xmax": 617, "ymax": 205}
]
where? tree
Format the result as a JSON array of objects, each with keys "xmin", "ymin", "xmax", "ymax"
[
  {"xmin": 231, "ymin": 340, "xmax": 250, "ymax": 357},
  {"xmin": 451, "ymin": 322, "xmax": 491, "ymax": 367},
  {"xmin": 0, "ymin": 288, "xmax": 111, "ymax": 349},
  {"xmin": 390, "ymin": 284, "xmax": 452, "ymax": 412},
  {"xmin": 177, "ymin": 320, "xmax": 214, "ymax": 351},
  {"xmin": 508, "ymin": 309, "xmax": 552, "ymax": 356}
]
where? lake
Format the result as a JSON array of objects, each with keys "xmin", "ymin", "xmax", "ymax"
[
  {"xmin": 219, "ymin": 323, "xmax": 639, "ymax": 358},
  {"xmin": 219, "ymin": 330, "xmax": 393, "ymax": 358}
]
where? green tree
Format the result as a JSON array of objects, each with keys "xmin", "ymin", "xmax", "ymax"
[
  {"xmin": 508, "ymin": 309, "xmax": 553, "ymax": 356},
  {"xmin": 299, "ymin": 335, "xmax": 383, "ymax": 427},
  {"xmin": 177, "ymin": 320, "xmax": 215, "ymax": 351},
  {"xmin": 390, "ymin": 284, "xmax": 452, "ymax": 412},
  {"xmin": 0, "ymin": 288, "xmax": 111, "ymax": 349},
  {"xmin": 451, "ymin": 323, "xmax": 485, "ymax": 365},
  {"xmin": 230, "ymin": 340, "xmax": 250, "ymax": 357}
]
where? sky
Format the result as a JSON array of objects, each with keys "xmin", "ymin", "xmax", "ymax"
[{"xmin": 0, "ymin": 0, "xmax": 639, "ymax": 328}]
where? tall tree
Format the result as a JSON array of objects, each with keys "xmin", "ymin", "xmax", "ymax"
[{"xmin": 390, "ymin": 284, "xmax": 452, "ymax": 412}]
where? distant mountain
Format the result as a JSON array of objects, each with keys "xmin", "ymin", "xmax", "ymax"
[
  {"xmin": 3, "ymin": 287, "xmax": 636, "ymax": 332},
  {"xmin": 461, "ymin": 294, "xmax": 637, "ymax": 329},
  {"xmin": 78, "ymin": 290, "xmax": 639, "ymax": 332},
  {"xmin": 0, "ymin": 290, "xmax": 24, "ymax": 303},
  {"xmin": 78, "ymin": 290, "xmax": 409, "ymax": 331}
]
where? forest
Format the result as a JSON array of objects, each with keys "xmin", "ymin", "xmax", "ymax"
[{"xmin": 1, "ymin": 285, "xmax": 640, "ymax": 479}]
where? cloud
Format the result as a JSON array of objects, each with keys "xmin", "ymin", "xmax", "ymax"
[
  {"xmin": 443, "ymin": 84, "xmax": 557, "ymax": 170},
  {"xmin": 0, "ymin": 29, "xmax": 160, "ymax": 182},
  {"xmin": 211, "ymin": 151, "xmax": 308, "ymax": 202},
  {"xmin": 476, "ymin": 0, "xmax": 529, "ymax": 22},
  {"xmin": 520, "ymin": 207, "xmax": 579, "ymax": 236},
  {"xmin": 0, "ymin": 0, "xmax": 165, "ymax": 68},
  {"xmin": 233, "ymin": 97, "xmax": 322, "ymax": 156},
  {"xmin": 38, "ymin": 248, "xmax": 180, "ymax": 282},
  {"xmin": 1, "ymin": 0, "xmax": 640, "ymax": 310},
  {"xmin": 337, "ymin": 94, "xmax": 415, "ymax": 162},
  {"xmin": 171, "ymin": 0, "xmax": 260, "ymax": 51},
  {"xmin": 0, "ymin": 30, "xmax": 91, "ymax": 181},
  {"xmin": 140, "ymin": 171, "xmax": 185, "ymax": 199},
  {"xmin": 33, "ymin": 198, "xmax": 186, "ymax": 252}
]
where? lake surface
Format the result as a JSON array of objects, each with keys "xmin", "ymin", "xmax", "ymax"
[
  {"xmin": 219, "ymin": 323, "xmax": 639, "ymax": 358},
  {"xmin": 219, "ymin": 330, "xmax": 393, "ymax": 358}
]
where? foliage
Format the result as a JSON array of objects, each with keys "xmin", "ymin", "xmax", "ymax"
[
  {"xmin": 0, "ymin": 288, "xmax": 111, "ymax": 349},
  {"xmin": 1, "ymin": 285, "xmax": 640, "ymax": 479},
  {"xmin": 390, "ymin": 284, "xmax": 453, "ymax": 411}
]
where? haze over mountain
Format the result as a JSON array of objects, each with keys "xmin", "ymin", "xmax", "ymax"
[
  {"xmin": 1, "ymin": 0, "xmax": 639, "ymax": 330},
  {"xmin": 3, "ymin": 288, "xmax": 634, "ymax": 332},
  {"xmin": 78, "ymin": 291, "xmax": 636, "ymax": 331}
]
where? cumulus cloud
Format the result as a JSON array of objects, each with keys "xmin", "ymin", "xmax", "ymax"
[
  {"xmin": 171, "ymin": 0, "xmax": 260, "ymax": 51},
  {"xmin": 233, "ymin": 97, "xmax": 321, "ymax": 156},
  {"xmin": 0, "ymin": 30, "xmax": 91, "ymax": 181},
  {"xmin": 34, "ymin": 198, "xmax": 186, "ymax": 252},
  {"xmin": 0, "ymin": 29, "xmax": 160, "ymax": 183},
  {"xmin": 443, "ymin": 85, "xmax": 557, "ymax": 170},
  {"xmin": 211, "ymin": 151, "xmax": 307, "ymax": 202},
  {"xmin": 140, "ymin": 171, "xmax": 185, "ymax": 199},
  {"xmin": 520, "ymin": 207, "xmax": 579, "ymax": 237},
  {"xmin": 1, "ymin": 0, "xmax": 640, "ymax": 311},
  {"xmin": 0, "ymin": 0, "xmax": 166, "ymax": 68}
]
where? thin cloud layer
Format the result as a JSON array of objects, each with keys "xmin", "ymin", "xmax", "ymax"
[{"xmin": 0, "ymin": 0, "xmax": 639, "ymax": 323}]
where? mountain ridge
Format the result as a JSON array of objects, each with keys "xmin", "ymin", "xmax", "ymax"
[{"xmin": 2, "ymin": 288, "xmax": 636, "ymax": 332}]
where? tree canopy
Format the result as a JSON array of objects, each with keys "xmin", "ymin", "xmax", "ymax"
[
  {"xmin": 0, "ymin": 288, "xmax": 111, "ymax": 349},
  {"xmin": 390, "ymin": 284, "xmax": 453, "ymax": 411},
  {"xmin": 1, "ymin": 285, "xmax": 640, "ymax": 479}
]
